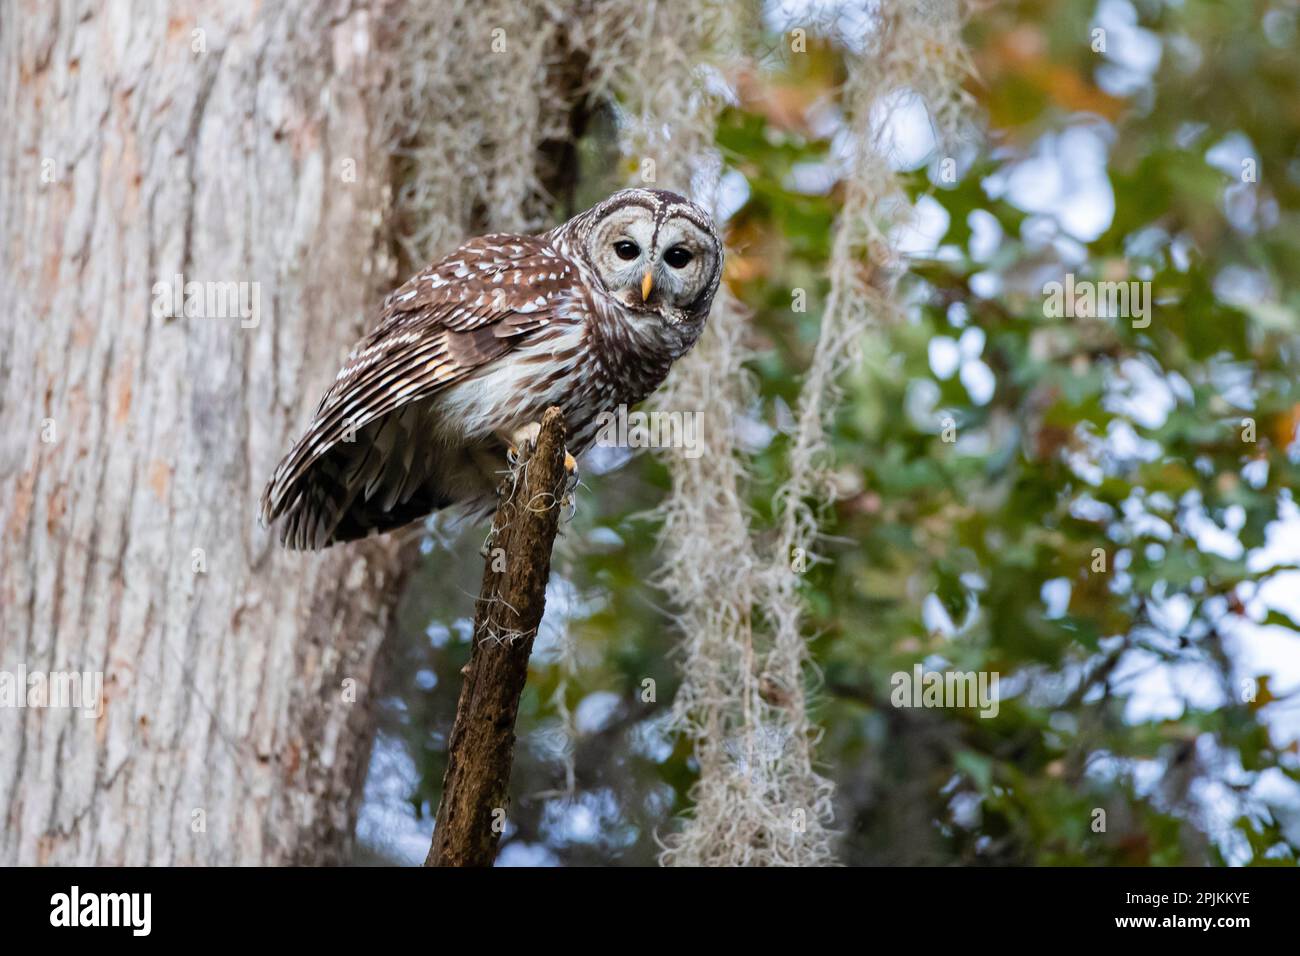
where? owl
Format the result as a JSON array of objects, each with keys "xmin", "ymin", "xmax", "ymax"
[{"xmin": 261, "ymin": 188, "xmax": 723, "ymax": 550}]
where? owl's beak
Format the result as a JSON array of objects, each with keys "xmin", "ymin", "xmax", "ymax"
[{"xmin": 640, "ymin": 269, "xmax": 654, "ymax": 302}]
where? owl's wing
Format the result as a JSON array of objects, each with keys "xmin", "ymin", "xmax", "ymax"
[{"xmin": 261, "ymin": 234, "xmax": 577, "ymax": 547}]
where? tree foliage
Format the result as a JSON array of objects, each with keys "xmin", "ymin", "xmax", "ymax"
[{"xmin": 361, "ymin": 0, "xmax": 1300, "ymax": 866}]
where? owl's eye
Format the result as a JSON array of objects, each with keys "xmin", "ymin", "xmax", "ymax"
[
  {"xmin": 613, "ymin": 240, "xmax": 640, "ymax": 261},
  {"xmin": 664, "ymin": 246, "xmax": 693, "ymax": 269}
]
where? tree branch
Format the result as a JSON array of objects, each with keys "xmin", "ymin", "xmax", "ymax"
[{"xmin": 425, "ymin": 407, "xmax": 569, "ymax": 867}]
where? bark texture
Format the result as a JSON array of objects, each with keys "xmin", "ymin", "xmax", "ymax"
[
  {"xmin": 0, "ymin": 0, "xmax": 412, "ymax": 865},
  {"xmin": 426, "ymin": 408, "xmax": 569, "ymax": 867}
]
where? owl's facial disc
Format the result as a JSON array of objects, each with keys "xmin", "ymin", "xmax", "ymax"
[
  {"xmin": 585, "ymin": 201, "xmax": 720, "ymax": 319},
  {"xmin": 586, "ymin": 205, "xmax": 658, "ymax": 312},
  {"xmin": 647, "ymin": 218, "xmax": 718, "ymax": 313}
]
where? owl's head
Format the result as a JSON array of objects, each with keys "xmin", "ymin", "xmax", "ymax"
[{"xmin": 568, "ymin": 188, "xmax": 723, "ymax": 327}]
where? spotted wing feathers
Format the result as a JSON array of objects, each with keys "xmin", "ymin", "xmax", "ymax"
[{"xmin": 261, "ymin": 235, "xmax": 573, "ymax": 549}]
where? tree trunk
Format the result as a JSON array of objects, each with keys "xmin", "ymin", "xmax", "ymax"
[{"xmin": 0, "ymin": 0, "xmax": 411, "ymax": 865}]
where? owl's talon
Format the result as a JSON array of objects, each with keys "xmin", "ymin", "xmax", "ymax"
[
  {"xmin": 502, "ymin": 421, "xmax": 545, "ymax": 468},
  {"xmin": 561, "ymin": 450, "xmax": 580, "ymax": 514},
  {"xmin": 510, "ymin": 422, "xmax": 543, "ymax": 452}
]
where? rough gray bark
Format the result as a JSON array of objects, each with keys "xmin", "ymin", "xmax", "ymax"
[
  {"xmin": 426, "ymin": 408, "xmax": 569, "ymax": 867},
  {"xmin": 0, "ymin": 0, "xmax": 412, "ymax": 865}
]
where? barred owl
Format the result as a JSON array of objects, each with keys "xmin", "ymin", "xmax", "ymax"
[{"xmin": 261, "ymin": 188, "xmax": 723, "ymax": 549}]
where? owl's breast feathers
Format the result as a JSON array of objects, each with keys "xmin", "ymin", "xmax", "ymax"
[{"xmin": 260, "ymin": 232, "xmax": 685, "ymax": 549}]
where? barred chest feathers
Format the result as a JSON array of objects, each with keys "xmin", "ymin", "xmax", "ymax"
[{"xmin": 430, "ymin": 292, "xmax": 688, "ymax": 455}]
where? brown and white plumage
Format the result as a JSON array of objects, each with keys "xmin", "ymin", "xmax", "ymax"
[{"xmin": 261, "ymin": 188, "xmax": 723, "ymax": 549}]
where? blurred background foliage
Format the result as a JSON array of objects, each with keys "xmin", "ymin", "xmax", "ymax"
[{"xmin": 359, "ymin": 0, "xmax": 1300, "ymax": 865}]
